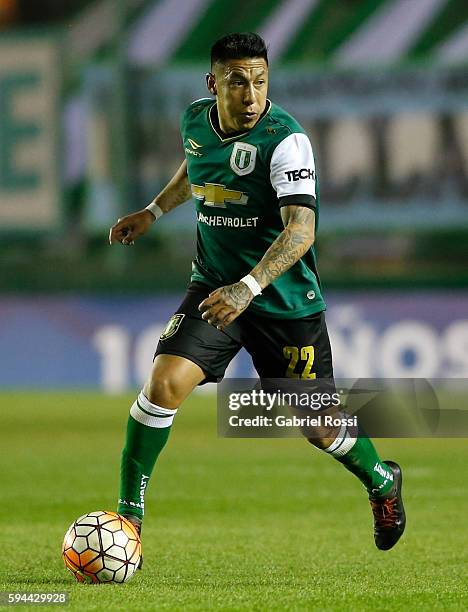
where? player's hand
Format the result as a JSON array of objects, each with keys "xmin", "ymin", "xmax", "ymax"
[
  {"xmin": 198, "ymin": 281, "xmax": 254, "ymax": 331},
  {"xmin": 108, "ymin": 210, "xmax": 155, "ymax": 246}
]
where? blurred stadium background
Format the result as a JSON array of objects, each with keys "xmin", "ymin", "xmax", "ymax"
[{"xmin": 1, "ymin": 0, "xmax": 468, "ymax": 391}]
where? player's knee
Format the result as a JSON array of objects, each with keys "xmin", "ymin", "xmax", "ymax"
[
  {"xmin": 305, "ymin": 424, "xmax": 342, "ymax": 449},
  {"xmin": 307, "ymin": 436, "xmax": 335, "ymax": 450},
  {"xmin": 145, "ymin": 374, "xmax": 183, "ymax": 409}
]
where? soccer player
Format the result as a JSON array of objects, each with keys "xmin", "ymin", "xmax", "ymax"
[{"xmin": 109, "ymin": 32, "xmax": 405, "ymax": 556}]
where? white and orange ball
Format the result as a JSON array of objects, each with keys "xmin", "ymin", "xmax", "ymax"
[{"xmin": 62, "ymin": 511, "xmax": 141, "ymax": 584}]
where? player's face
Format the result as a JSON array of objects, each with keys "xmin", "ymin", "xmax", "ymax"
[{"xmin": 209, "ymin": 58, "xmax": 268, "ymax": 133}]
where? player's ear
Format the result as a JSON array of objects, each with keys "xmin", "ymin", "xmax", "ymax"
[{"xmin": 206, "ymin": 72, "xmax": 217, "ymax": 96}]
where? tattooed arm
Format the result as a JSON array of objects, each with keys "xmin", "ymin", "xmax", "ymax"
[
  {"xmin": 109, "ymin": 160, "xmax": 191, "ymax": 245},
  {"xmin": 199, "ymin": 206, "xmax": 315, "ymax": 330},
  {"xmin": 149, "ymin": 159, "xmax": 192, "ymax": 214},
  {"xmin": 251, "ymin": 205, "xmax": 315, "ymax": 288}
]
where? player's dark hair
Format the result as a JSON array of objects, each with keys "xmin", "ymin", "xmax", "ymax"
[{"xmin": 211, "ymin": 32, "xmax": 268, "ymax": 67}]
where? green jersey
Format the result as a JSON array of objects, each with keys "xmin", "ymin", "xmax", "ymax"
[{"xmin": 181, "ymin": 98, "xmax": 326, "ymax": 319}]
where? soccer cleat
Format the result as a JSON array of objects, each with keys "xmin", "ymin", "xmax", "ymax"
[
  {"xmin": 369, "ymin": 460, "xmax": 406, "ymax": 551},
  {"xmin": 122, "ymin": 514, "xmax": 143, "ymax": 569}
]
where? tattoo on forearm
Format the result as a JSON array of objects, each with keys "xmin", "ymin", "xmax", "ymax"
[
  {"xmin": 252, "ymin": 207, "xmax": 314, "ymax": 288},
  {"xmin": 174, "ymin": 178, "xmax": 192, "ymax": 207},
  {"xmin": 160, "ymin": 177, "xmax": 191, "ymax": 212},
  {"xmin": 156, "ymin": 162, "xmax": 191, "ymax": 212}
]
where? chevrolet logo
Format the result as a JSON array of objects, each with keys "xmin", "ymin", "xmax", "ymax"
[
  {"xmin": 191, "ymin": 183, "xmax": 248, "ymax": 208},
  {"xmin": 187, "ymin": 138, "xmax": 202, "ymax": 149}
]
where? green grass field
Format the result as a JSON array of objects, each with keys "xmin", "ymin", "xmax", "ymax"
[{"xmin": 1, "ymin": 392, "xmax": 467, "ymax": 611}]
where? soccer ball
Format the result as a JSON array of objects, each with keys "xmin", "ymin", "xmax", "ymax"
[{"xmin": 62, "ymin": 511, "xmax": 141, "ymax": 584}]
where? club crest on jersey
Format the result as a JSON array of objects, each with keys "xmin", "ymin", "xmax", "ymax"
[
  {"xmin": 160, "ymin": 314, "xmax": 185, "ymax": 341},
  {"xmin": 230, "ymin": 142, "xmax": 257, "ymax": 176}
]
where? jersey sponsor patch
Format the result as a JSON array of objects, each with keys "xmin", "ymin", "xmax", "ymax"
[
  {"xmin": 285, "ymin": 168, "xmax": 315, "ymax": 182},
  {"xmin": 270, "ymin": 133, "xmax": 316, "ymax": 200},
  {"xmin": 230, "ymin": 142, "xmax": 257, "ymax": 176},
  {"xmin": 160, "ymin": 314, "xmax": 185, "ymax": 341},
  {"xmin": 192, "ymin": 183, "xmax": 248, "ymax": 208},
  {"xmin": 197, "ymin": 211, "xmax": 259, "ymax": 227}
]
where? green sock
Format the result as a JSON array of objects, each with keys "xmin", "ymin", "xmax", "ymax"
[
  {"xmin": 117, "ymin": 391, "xmax": 177, "ymax": 520},
  {"xmin": 323, "ymin": 427, "xmax": 394, "ymax": 496}
]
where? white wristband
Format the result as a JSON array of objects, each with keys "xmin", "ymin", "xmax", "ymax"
[
  {"xmin": 240, "ymin": 274, "xmax": 262, "ymax": 297},
  {"xmin": 145, "ymin": 202, "xmax": 163, "ymax": 221}
]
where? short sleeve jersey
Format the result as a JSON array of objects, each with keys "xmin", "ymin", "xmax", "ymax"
[{"xmin": 181, "ymin": 98, "xmax": 326, "ymax": 319}]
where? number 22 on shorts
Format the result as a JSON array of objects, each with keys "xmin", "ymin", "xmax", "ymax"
[{"xmin": 283, "ymin": 345, "xmax": 316, "ymax": 379}]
